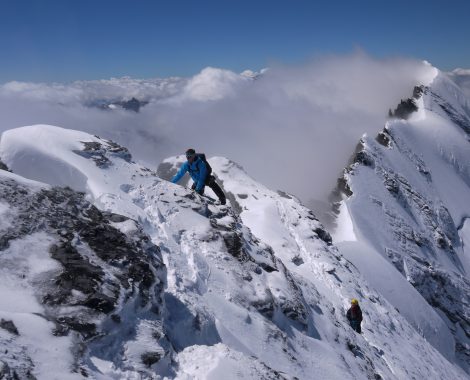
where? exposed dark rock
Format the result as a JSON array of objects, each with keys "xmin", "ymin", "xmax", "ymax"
[
  {"xmin": 388, "ymin": 85, "xmax": 425, "ymax": 120},
  {"xmin": 314, "ymin": 227, "xmax": 333, "ymax": 245},
  {"xmin": 259, "ymin": 262, "xmax": 277, "ymax": 273},
  {"xmin": 222, "ymin": 231, "xmax": 251, "ymax": 263},
  {"xmin": 73, "ymin": 141, "xmax": 111, "ymax": 168},
  {"xmin": 376, "ymin": 129, "xmax": 391, "ymax": 147},
  {"xmin": 277, "ymin": 190, "xmax": 292, "ymax": 199},
  {"xmin": 105, "ymin": 140, "xmax": 133, "ymax": 162},
  {"xmin": 225, "ymin": 191, "xmax": 243, "ymax": 214},
  {"xmin": 292, "ymin": 256, "xmax": 304, "ymax": 266},
  {"xmin": 0, "ymin": 320, "xmax": 18, "ymax": 336},
  {"xmin": 336, "ymin": 176, "xmax": 353, "ymax": 198},
  {"xmin": 141, "ymin": 352, "xmax": 162, "ymax": 367},
  {"xmin": 390, "ymin": 98, "xmax": 418, "ymax": 120},
  {"xmin": 0, "ymin": 159, "xmax": 10, "ymax": 172},
  {"xmin": 48, "ymin": 242, "xmax": 106, "ymax": 307},
  {"xmin": 354, "ymin": 150, "xmax": 375, "ymax": 167},
  {"xmin": 103, "ymin": 212, "xmax": 129, "ymax": 223},
  {"xmin": 0, "ymin": 359, "xmax": 35, "ymax": 380},
  {"xmin": 53, "ymin": 317, "xmax": 97, "ymax": 339},
  {"xmin": 89, "ymin": 97, "xmax": 149, "ymax": 113},
  {"xmin": 73, "ymin": 139, "xmax": 132, "ymax": 168},
  {"xmin": 413, "ymin": 85, "xmax": 425, "ymax": 99},
  {"xmin": 121, "ymin": 97, "xmax": 147, "ymax": 112},
  {"xmin": 0, "ymin": 176, "xmax": 167, "ymax": 373},
  {"xmin": 0, "ymin": 361, "xmax": 18, "ymax": 380},
  {"xmin": 252, "ymin": 297, "xmax": 275, "ymax": 319}
]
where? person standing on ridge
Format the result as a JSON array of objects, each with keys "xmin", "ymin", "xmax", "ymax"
[
  {"xmin": 171, "ymin": 148, "xmax": 226, "ymax": 205},
  {"xmin": 347, "ymin": 299, "xmax": 363, "ymax": 333}
]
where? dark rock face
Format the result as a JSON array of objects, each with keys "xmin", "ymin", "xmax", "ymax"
[
  {"xmin": 314, "ymin": 227, "xmax": 332, "ymax": 246},
  {"xmin": 0, "ymin": 159, "xmax": 10, "ymax": 172},
  {"xmin": 389, "ymin": 98, "xmax": 418, "ymax": 119},
  {"xmin": 376, "ymin": 129, "xmax": 391, "ymax": 147},
  {"xmin": 0, "ymin": 360, "xmax": 36, "ymax": 380},
  {"xmin": 0, "ymin": 320, "xmax": 19, "ymax": 336},
  {"xmin": 141, "ymin": 352, "xmax": 162, "ymax": 367},
  {"xmin": 388, "ymin": 85, "xmax": 425, "ymax": 120},
  {"xmin": 408, "ymin": 263, "xmax": 470, "ymax": 338},
  {"xmin": 0, "ymin": 177, "xmax": 167, "ymax": 375},
  {"xmin": 89, "ymin": 97, "xmax": 149, "ymax": 112},
  {"xmin": 73, "ymin": 138, "xmax": 132, "ymax": 168},
  {"xmin": 121, "ymin": 97, "xmax": 147, "ymax": 112}
]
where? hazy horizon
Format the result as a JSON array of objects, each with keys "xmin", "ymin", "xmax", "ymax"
[{"xmin": 0, "ymin": 52, "xmax": 443, "ymax": 207}]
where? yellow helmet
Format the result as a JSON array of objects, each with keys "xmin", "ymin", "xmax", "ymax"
[{"xmin": 351, "ymin": 298, "xmax": 359, "ymax": 305}]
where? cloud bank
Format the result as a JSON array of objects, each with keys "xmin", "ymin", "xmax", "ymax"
[{"xmin": 0, "ymin": 52, "xmax": 438, "ymax": 206}]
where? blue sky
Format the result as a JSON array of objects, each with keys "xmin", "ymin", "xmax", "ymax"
[{"xmin": 1, "ymin": 0, "xmax": 469, "ymax": 82}]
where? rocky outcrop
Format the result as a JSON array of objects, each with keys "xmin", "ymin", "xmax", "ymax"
[
  {"xmin": 388, "ymin": 85, "xmax": 425, "ymax": 120},
  {"xmin": 88, "ymin": 97, "xmax": 149, "ymax": 112},
  {"xmin": 73, "ymin": 138, "xmax": 132, "ymax": 168},
  {"xmin": 0, "ymin": 175, "xmax": 168, "ymax": 377}
]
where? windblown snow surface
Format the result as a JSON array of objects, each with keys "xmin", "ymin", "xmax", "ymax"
[{"xmin": 0, "ymin": 70, "xmax": 468, "ymax": 379}]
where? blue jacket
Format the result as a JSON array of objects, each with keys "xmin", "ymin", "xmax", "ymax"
[{"xmin": 171, "ymin": 157, "xmax": 208, "ymax": 191}]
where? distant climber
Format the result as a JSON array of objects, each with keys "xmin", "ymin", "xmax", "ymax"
[
  {"xmin": 171, "ymin": 148, "xmax": 226, "ymax": 205},
  {"xmin": 347, "ymin": 299, "xmax": 363, "ymax": 333}
]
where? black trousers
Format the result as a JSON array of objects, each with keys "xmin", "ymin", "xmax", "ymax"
[{"xmin": 192, "ymin": 175, "xmax": 226, "ymax": 202}]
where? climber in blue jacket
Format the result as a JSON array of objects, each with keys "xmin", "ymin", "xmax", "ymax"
[{"xmin": 172, "ymin": 148, "xmax": 226, "ymax": 205}]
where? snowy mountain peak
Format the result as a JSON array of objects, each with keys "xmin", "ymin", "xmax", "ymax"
[{"xmin": 334, "ymin": 73, "xmax": 470, "ymax": 373}]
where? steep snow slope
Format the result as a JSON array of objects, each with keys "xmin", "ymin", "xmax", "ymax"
[
  {"xmin": 334, "ymin": 72, "xmax": 470, "ymax": 372},
  {"xmin": 0, "ymin": 125, "xmax": 467, "ymax": 379},
  {"xmin": 160, "ymin": 155, "xmax": 466, "ymax": 379}
]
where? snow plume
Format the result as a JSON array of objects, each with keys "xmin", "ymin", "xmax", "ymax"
[{"xmin": 0, "ymin": 52, "xmax": 438, "ymax": 204}]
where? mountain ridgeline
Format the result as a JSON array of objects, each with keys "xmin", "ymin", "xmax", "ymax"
[{"xmin": 0, "ymin": 70, "xmax": 469, "ymax": 379}]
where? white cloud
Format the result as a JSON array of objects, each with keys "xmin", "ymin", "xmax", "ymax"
[
  {"xmin": 0, "ymin": 52, "xmax": 439, "ymax": 206},
  {"xmin": 176, "ymin": 67, "xmax": 250, "ymax": 102}
]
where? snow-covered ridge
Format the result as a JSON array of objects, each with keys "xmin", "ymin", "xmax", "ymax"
[
  {"xmin": 0, "ymin": 125, "xmax": 467, "ymax": 379},
  {"xmin": 334, "ymin": 71, "xmax": 470, "ymax": 373}
]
